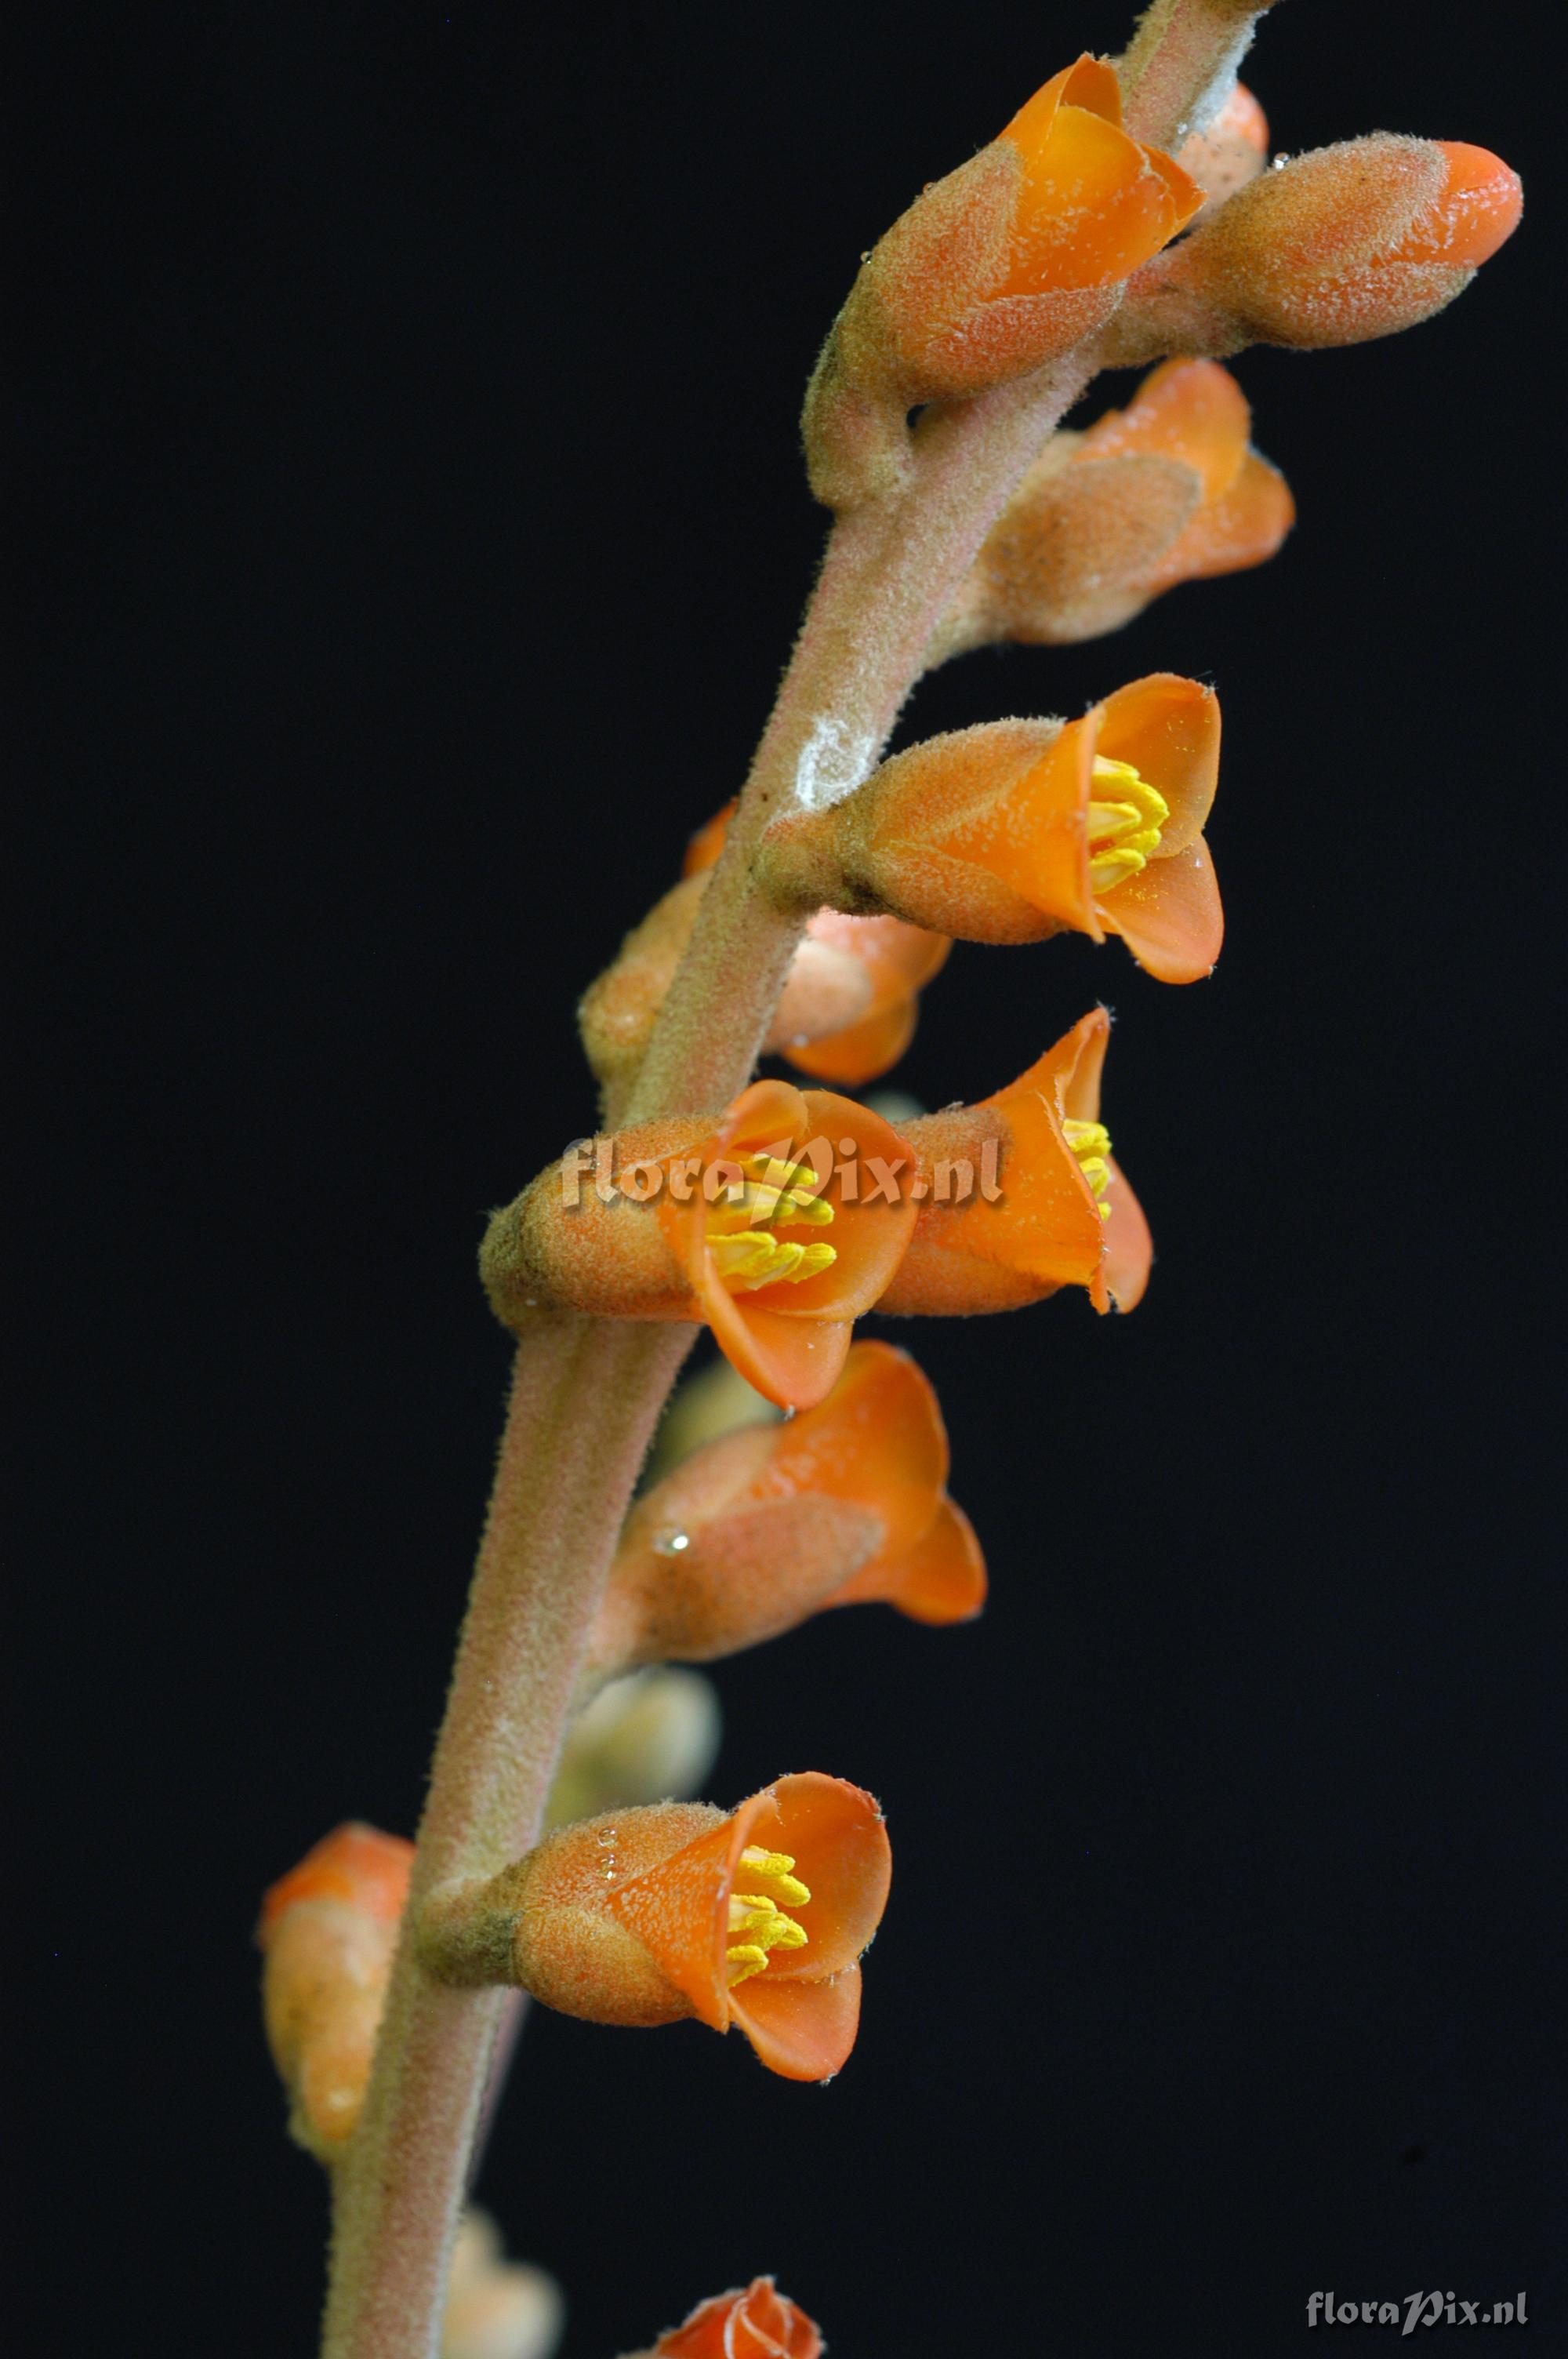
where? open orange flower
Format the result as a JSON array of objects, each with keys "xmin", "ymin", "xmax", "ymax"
[
  {"xmin": 880, "ymin": 1010, "xmax": 1151, "ymax": 1318},
  {"xmin": 257, "ymin": 1823, "xmax": 413, "ymax": 2161},
  {"xmin": 760, "ymin": 674, "xmax": 1222, "ymax": 986},
  {"xmin": 683, "ymin": 803, "xmax": 950, "ymax": 1085},
  {"xmin": 593, "ymin": 1339, "xmax": 985, "ymax": 1679},
  {"xmin": 647, "ymin": 2279, "xmax": 822, "ymax": 2359},
  {"xmin": 936, "ymin": 359, "xmax": 1293, "ymax": 654},
  {"xmin": 483, "ymin": 1081, "xmax": 916, "ymax": 1410},
  {"xmin": 479, "ymin": 1775, "xmax": 891, "ymax": 2081}
]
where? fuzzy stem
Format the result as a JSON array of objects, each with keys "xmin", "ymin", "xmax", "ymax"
[
  {"xmin": 1119, "ymin": 0, "xmax": 1276, "ymax": 148},
  {"xmin": 321, "ymin": 1317, "xmax": 693, "ymax": 2356}
]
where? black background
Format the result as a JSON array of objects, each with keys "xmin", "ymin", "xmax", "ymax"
[{"xmin": 16, "ymin": 5, "xmax": 1555, "ymax": 2354}]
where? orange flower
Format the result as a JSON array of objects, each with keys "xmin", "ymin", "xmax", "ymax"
[
  {"xmin": 647, "ymin": 2279, "xmax": 822, "ymax": 2359},
  {"xmin": 683, "ymin": 804, "xmax": 950, "ymax": 1085},
  {"xmin": 760, "ymin": 674, "xmax": 1222, "ymax": 986},
  {"xmin": 804, "ymin": 57, "xmax": 1202, "ymax": 500},
  {"xmin": 593, "ymin": 1339, "xmax": 985, "ymax": 1677},
  {"xmin": 1149, "ymin": 133, "xmax": 1523, "ymax": 351},
  {"xmin": 257, "ymin": 1823, "xmax": 413, "ymax": 2161},
  {"xmin": 993, "ymin": 56, "xmax": 1203, "ymax": 296},
  {"xmin": 937, "ymin": 359, "xmax": 1292, "ymax": 653},
  {"xmin": 461, "ymin": 1775, "xmax": 891, "ymax": 2082},
  {"xmin": 482, "ymin": 1081, "xmax": 917, "ymax": 1411},
  {"xmin": 879, "ymin": 1010, "xmax": 1151, "ymax": 1318}
]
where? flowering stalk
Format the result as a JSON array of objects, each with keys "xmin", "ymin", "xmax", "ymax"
[{"xmin": 299, "ymin": 10, "xmax": 1522, "ymax": 2354}]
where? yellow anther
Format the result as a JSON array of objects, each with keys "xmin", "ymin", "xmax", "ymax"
[
  {"xmin": 724, "ymin": 1848, "xmax": 811, "ymax": 1986},
  {"xmin": 706, "ymin": 1163, "xmax": 837, "ymax": 1293},
  {"xmin": 738, "ymin": 1845, "xmax": 812, "ymax": 1906},
  {"xmin": 1062, "ymin": 1117, "xmax": 1113, "ymax": 1219},
  {"xmin": 1087, "ymin": 755, "xmax": 1169, "ymax": 894}
]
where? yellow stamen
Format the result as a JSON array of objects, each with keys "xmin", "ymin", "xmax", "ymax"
[
  {"xmin": 1087, "ymin": 755, "xmax": 1169, "ymax": 895},
  {"xmin": 724, "ymin": 1847, "xmax": 811, "ymax": 1986},
  {"xmin": 706, "ymin": 1155, "xmax": 837, "ymax": 1292},
  {"xmin": 1062, "ymin": 1117, "xmax": 1113, "ymax": 1219}
]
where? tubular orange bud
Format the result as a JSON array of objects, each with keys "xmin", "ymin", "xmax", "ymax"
[
  {"xmin": 641, "ymin": 2279, "xmax": 823, "ymax": 2359},
  {"xmin": 1145, "ymin": 133, "xmax": 1523, "ymax": 353},
  {"xmin": 804, "ymin": 58, "xmax": 1200, "ymax": 506},
  {"xmin": 481, "ymin": 1082, "xmax": 917, "ymax": 1410},
  {"xmin": 593, "ymin": 1339, "xmax": 985, "ymax": 1677},
  {"xmin": 880, "ymin": 1010, "xmax": 1151, "ymax": 1318},
  {"xmin": 938, "ymin": 359, "xmax": 1292, "ymax": 652},
  {"xmin": 683, "ymin": 806, "xmax": 950, "ymax": 1086},
  {"xmin": 257, "ymin": 1823, "xmax": 414, "ymax": 2162},
  {"xmin": 760, "ymin": 674, "xmax": 1222, "ymax": 985},
  {"xmin": 434, "ymin": 1776, "xmax": 891, "ymax": 2082}
]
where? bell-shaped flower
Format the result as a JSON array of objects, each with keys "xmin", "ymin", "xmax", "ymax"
[
  {"xmin": 257, "ymin": 1822, "xmax": 413, "ymax": 2161},
  {"xmin": 591, "ymin": 1339, "xmax": 984, "ymax": 1681},
  {"xmin": 482, "ymin": 1081, "xmax": 917, "ymax": 1410},
  {"xmin": 639, "ymin": 2278, "xmax": 822, "ymax": 2359},
  {"xmin": 759, "ymin": 674, "xmax": 1221, "ymax": 986},
  {"xmin": 1116, "ymin": 133, "xmax": 1521, "ymax": 358},
  {"xmin": 934, "ymin": 360, "xmax": 1292, "ymax": 654},
  {"xmin": 804, "ymin": 57, "xmax": 1201, "ymax": 506},
  {"xmin": 880, "ymin": 1009, "xmax": 1151, "ymax": 1318},
  {"xmin": 424, "ymin": 1775, "xmax": 891, "ymax": 2083}
]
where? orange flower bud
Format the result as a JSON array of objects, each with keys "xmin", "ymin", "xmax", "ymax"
[
  {"xmin": 1144, "ymin": 133, "xmax": 1523, "ymax": 353},
  {"xmin": 578, "ymin": 875, "xmax": 707, "ymax": 1094},
  {"xmin": 482, "ymin": 1082, "xmax": 916, "ymax": 1410},
  {"xmin": 760, "ymin": 674, "xmax": 1222, "ymax": 986},
  {"xmin": 937, "ymin": 359, "xmax": 1292, "ymax": 652},
  {"xmin": 593, "ymin": 1339, "xmax": 984, "ymax": 1676},
  {"xmin": 641, "ymin": 2278, "xmax": 822, "ymax": 2359},
  {"xmin": 1175, "ymin": 81, "xmax": 1269, "ymax": 214},
  {"xmin": 257, "ymin": 1823, "xmax": 413, "ymax": 2161},
  {"xmin": 428, "ymin": 1775, "xmax": 891, "ymax": 2082},
  {"xmin": 880, "ymin": 1010, "xmax": 1151, "ymax": 1318},
  {"xmin": 443, "ymin": 2212, "xmax": 563, "ymax": 2359},
  {"xmin": 804, "ymin": 58, "xmax": 1201, "ymax": 505},
  {"xmin": 681, "ymin": 804, "xmax": 951, "ymax": 1085}
]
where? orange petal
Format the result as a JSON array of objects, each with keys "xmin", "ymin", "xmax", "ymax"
[
  {"xmin": 783, "ymin": 993, "xmax": 917, "ymax": 1085},
  {"xmin": 1079, "ymin": 357, "xmax": 1250, "ymax": 503},
  {"xmin": 835, "ymin": 1494, "xmax": 988, "ymax": 1624},
  {"xmin": 1135, "ymin": 447, "xmax": 1294, "ymax": 596},
  {"xmin": 1094, "ymin": 673, "xmax": 1221, "ymax": 856},
  {"xmin": 655, "ymin": 2280, "xmax": 823, "ymax": 2359},
  {"xmin": 1098, "ymin": 834, "xmax": 1224, "ymax": 983},
  {"xmin": 764, "ymin": 1338, "xmax": 948, "ymax": 1559},
  {"xmin": 728, "ymin": 1965, "xmax": 863, "ymax": 2082},
  {"xmin": 1399, "ymin": 141, "xmax": 1523, "ymax": 269},
  {"xmin": 1101, "ymin": 1154, "xmax": 1152, "ymax": 1313},
  {"xmin": 260, "ymin": 1823, "xmax": 413, "ymax": 1939},
  {"xmin": 746, "ymin": 1774, "xmax": 891, "ymax": 1983}
]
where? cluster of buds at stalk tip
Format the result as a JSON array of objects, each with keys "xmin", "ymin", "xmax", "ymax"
[
  {"xmin": 1103, "ymin": 133, "xmax": 1523, "ymax": 366},
  {"xmin": 930, "ymin": 358, "xmax": 1293, "ymax": 656},
  {"xmin": 623, "ymin": 2278, "xmax": 822, "ymax": 2359},
  {"xmin": 419, "ymin": 1774, "xmax": 892, "ymax": 2082},
  {"xmin": 805, "ymin": 56, "xmax": 1204, "ymax": 507},
  {"xmin": 589, "ymin": 1339, "xmax": 985, "ymax": 1684},
  {"xmin": 579, "ymin": 805, "xmax": 951, "ymax": 1095},
  {"xmin": 757, "ymin": 673, "xmax": 1223, "ymax": 985}
]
